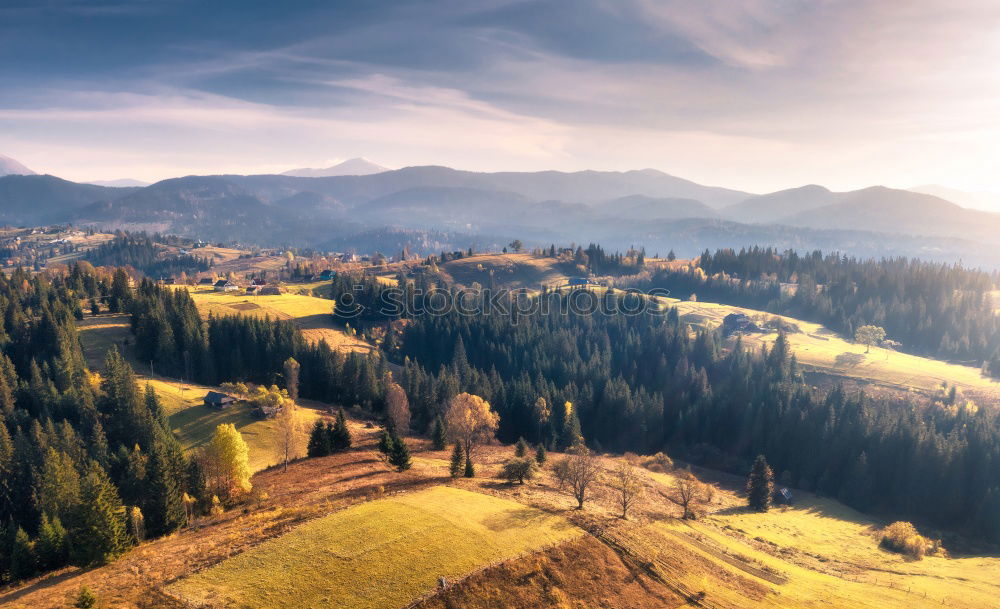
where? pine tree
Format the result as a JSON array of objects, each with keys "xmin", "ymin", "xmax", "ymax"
[
  {"xmin": 449, "ymin": 443, "xmax": 464, "ymax": 478},
  {"xmin": 388, "ymin": 433, "xmax": 412, "ymax": 472},
  {"xmin": 514, "ymin": 437, "xmax": 528, "ymax": 458},
  {"xmin": 377, "ymin": 429, "xmax": 395, "ymax": 463},
  {"xmin": 143, "ymin": 439, "xmax": 186, "ymax": 537},
  {"xmin": 331, "ymin": 409, "xmax": 352, "ymax": 451},
  {"xmin": 535, "ymin": 443, "xmax": 547, "ymax": 465},
  {"xmin": 75, "ymin": 585, "xmax": 98, "ymax": 609},
  {"xmin": 431, "ymin": 415, "xmax": 447, "ymax": 451},
  {"xmin": 307, "ymin": 420, "xmax": 331, "ymax": 457},
  {"xmin": 70, "ymin": 462, "xmax": 131, "ymax": 566},
  {"xmin": 36, "ymin": 513, "xmax": 68, "ymax": 571},
  {"xmin": 10, "ymin": 526, "xmax": 36, "ymax": 581},
  {"xmin": 747, "ymin": 454, "xmax": 775, "ymax": 512},
  {"xmin": 464, "ymin": 455, "xmax": 475, "ymax": 478}
]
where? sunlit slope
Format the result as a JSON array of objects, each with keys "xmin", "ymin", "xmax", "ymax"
[
  {"xmin": 652, "ymin": 295, "xmax": 998, "ymax": 395},
  {"xmin": 184, "ymin": 286, "xmax": 373, "ymax": 353},
  {"xmin": 166, "ymin": 486, "xmax": 581, "ymax": 609}
]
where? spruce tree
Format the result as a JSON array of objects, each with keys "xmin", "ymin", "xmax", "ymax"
[
  {"xmin": 307, "ymin": 420, "xmax": 331, "ymax": 457},
  {"xmin": 464, "ymin": 455, "xmax": 475, "ymax": 478},
  {"xmin": 9, "ymin": 526, "xmax": 36, "ymax": 581},
  {"xmin": 535, "ymin": 443, "xmax": 547, "ymax": 465},
  {"xmin": 331, "ymin": 409, "xmax": 352, "ymax": 451},
  {"xmin": 431, "ymin": 415, "xmax": 447, "ymax": 451},
  {"xmin": 449, "ymin": 443, "xmax": 464, "ymax": 478},
  {"xmin": 69, "ymin": 462, "xmax": 131, "ymax": 567},
  {"xmin": 36, "ymin": 513, "xmax": 68, "ymax": 571},
  {"xmin": 514, "ymin": 437, "xmax": 528, "ymax": 458},
  {"xmin": 377, "ymin": 429, "xmax": 395, "ymax": 463},
  {"xmin": 75, "ymin": 585, "xmax": 98, "ymax": 609},
  {"xmin": 143, "ymin": 439, "xmax": 186, "ymax": 537},
  {"xmin": 747, "ymin": 454, "xmax": 775, "ymax": 512},
  {"xmin": 388, "ymin": 434, "xmax": 412, "ymax": 472}
]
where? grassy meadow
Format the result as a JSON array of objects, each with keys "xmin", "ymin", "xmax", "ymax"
[
  {"xmin": 637, "ymin": 492, "xmax": 1000, "ymax": 609},
  {"xmin": 166, "ymin": 486, "xmax": 581, "ymax": 609},
  {"xmin": 184, "ymin": 286, "xmax": 373, "ymax": 353},
  {"xmin": 647, "ymin": 295, "xmax": 999, "ymax": 395}
]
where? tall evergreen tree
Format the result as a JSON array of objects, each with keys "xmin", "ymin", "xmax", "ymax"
[
  {"xmin": 70, "ymin": 462, "xmax": 131, "ymax": 567},
  {"xmin": 747, "ymin": 455, "xmax": 775, "ymax": 512},
  {"xmin": 431, "ymin": 415, "xmax": 447, "ymax": 451},
  {"xmin": 449, "ymin": 443, "xmax": 464, "ymax": 478}
]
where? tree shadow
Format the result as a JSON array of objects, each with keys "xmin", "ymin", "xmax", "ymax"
[{"xmin": 834, "ymin": 352, "xmax": 866, "ymax": 368}]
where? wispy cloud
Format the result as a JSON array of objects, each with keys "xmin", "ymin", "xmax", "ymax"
[{"xmin": 1, "ymin": 0, "xmax": 999, "ymax": 191}]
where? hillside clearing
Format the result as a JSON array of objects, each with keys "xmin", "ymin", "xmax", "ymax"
[
  {"xmin": 165, "ymin": 486, "xmax": 581, "ymax": 609},
  {"xmin": 650, "ymin": 295, "xmax": 999, "ymax": 396},
  {"xmin": 184, "ymin": 287, "xmax": 373, "ymax": 353}
]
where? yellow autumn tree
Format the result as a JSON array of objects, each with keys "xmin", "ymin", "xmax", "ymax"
[
  {"xmin": 204, "ymin": 423, "xmax": 252, "ymax": 498},
  {"xmin": 445, "ymin": 392, "xmax": 500, "ymax": 464}
]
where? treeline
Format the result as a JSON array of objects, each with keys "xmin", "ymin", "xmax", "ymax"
[
  {"xmin": 634, "ymin": 247, "xmax": 1000, "ymax": 369},
  {"xmin": 85, "ymin": 234, "xmax": 211, "ymax": 278},
  {"xmin": 129, "ymin": 279, "xmax": 388, "ymax": 409},
  {"xmin": 0, "ymin": 268, "xmax": 193, "ymax": 584},
  {"xmin": 395, "ymin": 290, "xmax": 1000, "ymax": 543}
]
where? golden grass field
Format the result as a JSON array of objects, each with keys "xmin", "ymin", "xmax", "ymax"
[
  {"xmin": 166, "ymin": 486, "xmax": 581, "ymax": 609},
  {"xmin": 184, "ymin": 286, "xmax": 373, "ymax": 353},
  {"xmin": 653, "ymin": 295, "xmax": 999, "ymax": 395},
  {"xmin": 633, "ymin": 491, "xmax": 1000, "ymax": 609},
  {"xmin": 440, "ymin": 253, "xmax": 571, "ymax": 289}
]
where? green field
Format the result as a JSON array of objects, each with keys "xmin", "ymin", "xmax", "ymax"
[
  {"xmin": 155, "ymin": 378, "xmax": 321, "ymax": 473},
  {"xmin": 166, "ymin": 486, "xmax": 581, "ymax": 609}
]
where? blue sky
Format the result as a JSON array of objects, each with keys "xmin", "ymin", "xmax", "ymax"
[{"xmin": 1, "ymin": 0, "xmax": 999, "ymax": 192}]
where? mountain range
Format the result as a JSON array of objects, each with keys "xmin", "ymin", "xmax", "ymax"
[{"xmin": 0, "ymin": 152, "xmax": 997, "ymax": 266}]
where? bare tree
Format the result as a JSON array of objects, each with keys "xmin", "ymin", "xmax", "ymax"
[
  {"xmin": 385, "ymin": 382, "xmax": 411, "ymax": 435},
  {"xmin": 563, "ymin": 445, "xmax": 601, "ymax": 509},
  {"xmin": 276, "ymin": 400, "xmax": 301, "ymax": 471},
  {"xmin": 607, "ymin": 458, "xmax": 645, "ymax": 519},
  {"xmin": 662, "ymin": 467, "xmax": 707, "ymax": 519}
]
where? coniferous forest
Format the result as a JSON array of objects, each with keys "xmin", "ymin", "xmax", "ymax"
[{"xmin": 634, "ymin": 248, "xmax": 1000, "ymax": 371}]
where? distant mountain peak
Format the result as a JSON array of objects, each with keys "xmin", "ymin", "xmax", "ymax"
[
  {"xmin": 0, "ymin": 154, "xmax": 36, "ymax": 176},
  {"xmin": 282, "ymin": 157, "xmax": 389, "ymax": 177},
  {"xmin": 86, "ymin": 178, "xmax": 150, "ymax": 188}
]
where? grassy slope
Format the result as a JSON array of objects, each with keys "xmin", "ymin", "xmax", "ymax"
[
  {"xmin": 166, "ymin": 486, "xmax": 581, "ymax": 609},
  {"xmin": 77, "ymin": 314, "xmax": 322, "ymax": 472},
  {"xmin": 637, "ymin": 495, "xmax": 1000, "ymax": 609},
  {"xmin": 655, "ymin": 296, "xmax": 998, "ymax": 395},
  {"xmin": 440, "ymin": 253, "xmax": 571, "ymax": 289},
  {"xmin": 184, "ymin": 286, "xmax": 373, "ymax": 353}
]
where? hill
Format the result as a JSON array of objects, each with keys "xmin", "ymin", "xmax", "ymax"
[
  {"xmin": 281, "ymin": 157, "xmax": 389, "ymax": 177},
  {"xmin": 0, "ymin": 174, "xmax": 127, "ymax": 224}
]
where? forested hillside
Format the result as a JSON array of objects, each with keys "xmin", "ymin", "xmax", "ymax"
[
  {"xmin": 0, "ymin": 268, "xmax": 188, "ymax": 584},
  {"xmin": 634, "ymin": 248, "xmax": 1000, "ymax": 371}
]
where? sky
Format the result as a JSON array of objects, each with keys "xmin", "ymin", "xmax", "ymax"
[{"xmin": 1, "ymin": 0, "xmax": 999, "ymax": 193}]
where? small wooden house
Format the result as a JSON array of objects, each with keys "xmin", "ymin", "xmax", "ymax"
[
  {"xmin": 775, "ymin": 487, "xmax": 794, "ymax": 505},
  {"xmin": 214, "ymin": 279, "xmax": 239, "ymax": 292},
  {"xmin": 204, "ymin": 391, "xmax": 236, "ymax": 408}
]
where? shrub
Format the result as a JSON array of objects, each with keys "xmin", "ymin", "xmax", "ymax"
[
  {"xmin": 501, "ymin": 457, "xmax": 538, "ymax": 484},
  {"xmin": 642, "ymin": 452, "xmax": 673, "ymax": 473},
  {"xmin": 880, "ymin": 521, "xmax": 931, "ymax": 559}
]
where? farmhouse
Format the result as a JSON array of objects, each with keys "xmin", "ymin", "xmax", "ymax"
[
  {"xmin": 721, "ymin": 312, "xmax": 761, "ymax": 336},
  {"xmin": 214, "ymin": 279, "xmax": 239, "ymax": 292},
  {"xmin": 203, "ymin": 391, "xmax": 236, "ymax": 408}
]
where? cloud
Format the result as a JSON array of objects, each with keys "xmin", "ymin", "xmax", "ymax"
[{"xmin": 1, "ymin": 0, "xmax": 999, "ymax": 191}]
